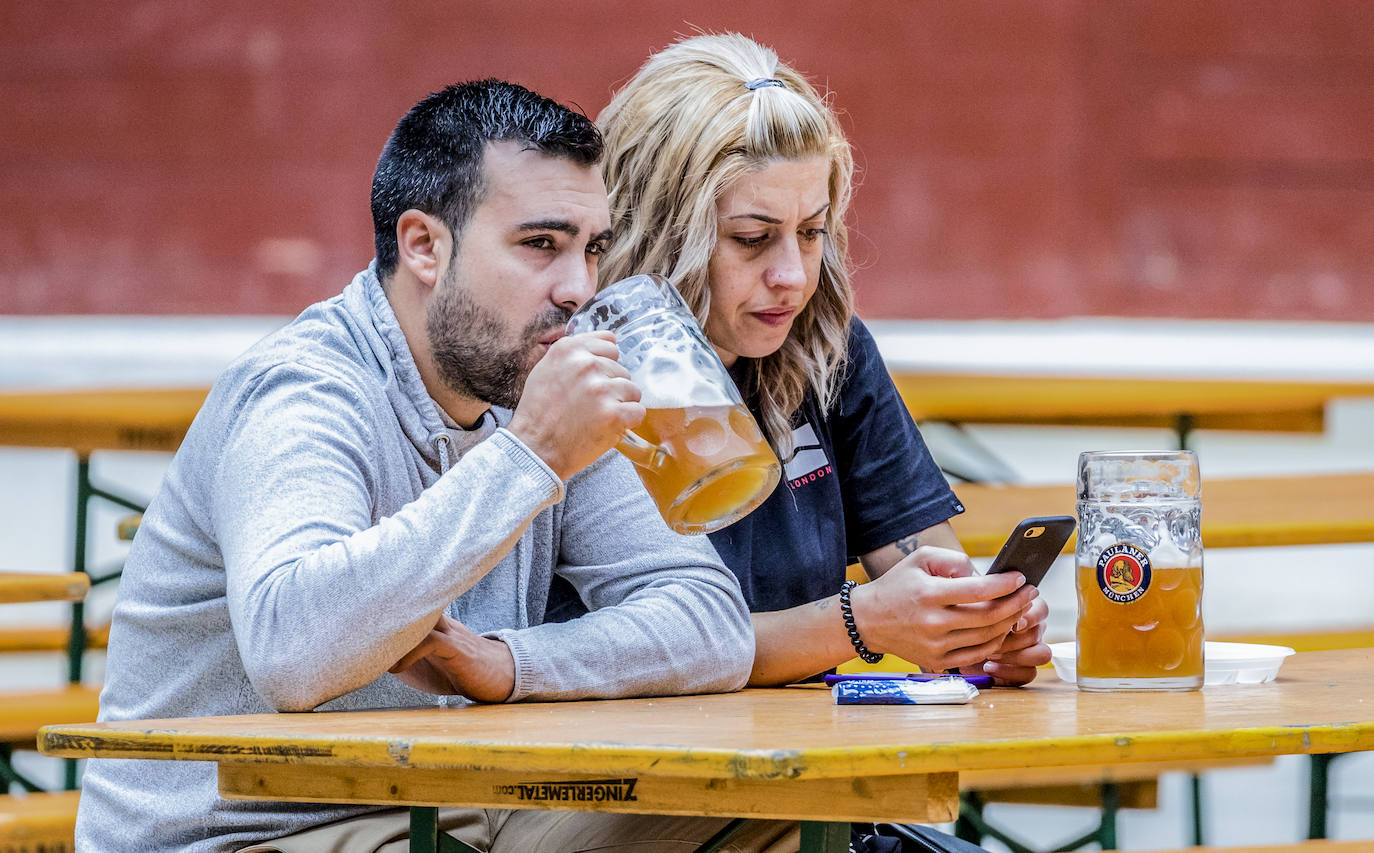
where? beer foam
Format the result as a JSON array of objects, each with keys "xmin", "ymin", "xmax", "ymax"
[
  {"xmin": 636, "ymin": 349, "xmax": 734, "ymax": 408},
  {"xmin": 1148, "ymin": 539, "xmax": 1196, "ymax": 568},
  {"xmin": 1087, "ymin": 531, "xmax": 1119, "ymax": 554}
]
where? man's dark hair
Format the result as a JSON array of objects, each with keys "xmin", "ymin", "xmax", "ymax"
[{"xmin": 370, "ymin": 79, "xmax": 603, "ymax": 278}]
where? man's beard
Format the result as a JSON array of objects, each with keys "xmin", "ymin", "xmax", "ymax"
[{"xmin": 426, "ymin": 265, "xmax": 572, "ymax": 410}]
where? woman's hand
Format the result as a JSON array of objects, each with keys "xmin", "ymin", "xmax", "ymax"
[
  {"xmin": 976, "ymin": 593, "xmax": 1051, "ymax": 685},
  {"xmin": 388, "ymin": 613, "xmax": 516, "ymax": 703},
  {"xmin": 849, "ymin": 545, "xmax": 1040, "ymax": 674}
]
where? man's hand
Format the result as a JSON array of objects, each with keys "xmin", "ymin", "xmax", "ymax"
[
  {"xmin": 388, "ymin": 613, "xmax": 516, "ymax": 703},
  {"xmin": 508, "ymin": 331, "xmax": 645, "ymax": 481},
  {"xmin": 849, "ymin": 545, "xmax": 1040, "ymax": 674}
]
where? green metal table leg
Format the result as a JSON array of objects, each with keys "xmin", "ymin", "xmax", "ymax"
[
  {"xmin": 1309, "ymin": 753, "xmax": 1335, "ymax": 839},
  {"xmin": 695, "ymin": 819, "xmax": 751, "ymax": 853},
  {"xmin": 62, "ymin": 455, "xmax": 147, "ymax": 790},
  {"xmin": 408, "ymin": 806, "xmax": 479, "ymax": 853},
  {"xmin": 1, "ymin": 744, "xmax": 44, "ymax": 793},
  {"xmin": 799, "ymin": 820, "xmax": 849, "ymax": 853},
  {"xmin": 410, "ymin": 806, "xmax": 440, "ymax": 853},
  {"xmin": 1175, "ymin": 413, "xmax": 1195, "ymax": 451},
  {"xmin": 1097, "ymin": 782, "xmax": 1118, "ymax": 850},
  {"xmin": 954, "ymin": 791, "xmax": 984, "ymax": 844},
  {"xmin": 1190, "ymin": 772, "xmax": 1205, "ymax": 845},
  {"xmin": 63, "ymin": 456, "xmax": 94, "ymax": 791}
]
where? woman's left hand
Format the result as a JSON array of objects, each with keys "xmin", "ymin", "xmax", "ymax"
[{"xmin": 960, "ymin": 594, "xmax": 1051, "ymax": 686}]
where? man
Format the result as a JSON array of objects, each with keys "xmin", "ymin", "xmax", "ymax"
[{"xmin": 76, "ymin": 80, "xmax": 760, "ymax": 852}]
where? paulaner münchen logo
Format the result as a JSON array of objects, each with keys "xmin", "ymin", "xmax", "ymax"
[{"xmin": 1095, "ymin": 542, "xmax": 1151, "ymax": 603}]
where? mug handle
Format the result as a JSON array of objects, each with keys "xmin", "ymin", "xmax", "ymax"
[{"xmin": 616, "ymin": 431, "xmax": 669, "ymax": 471}]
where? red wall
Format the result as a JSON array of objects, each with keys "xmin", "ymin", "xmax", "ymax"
[{"xmin": 3, "ymin": 1, "xmax": 1372, "ymax": 320}]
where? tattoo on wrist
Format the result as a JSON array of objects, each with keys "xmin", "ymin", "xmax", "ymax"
[{"xmin": 894, "ymin": 533, "xmax": 921, "ymax": 555}]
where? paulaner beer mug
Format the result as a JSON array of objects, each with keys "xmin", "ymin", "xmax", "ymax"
[
  {"xmin": 1075, "ymin": 450, "xmax": 1204, "ymax": 691},
  {"xmin": 565, "ymin": 274, "xmax": 781, "ymax": 534}
]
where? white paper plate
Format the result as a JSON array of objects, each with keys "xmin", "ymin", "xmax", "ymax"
[{"xmin": 1048, "ymin": 641, "xmax": 1296, "ymax": 686}]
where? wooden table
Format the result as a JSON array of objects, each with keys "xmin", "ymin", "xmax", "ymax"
[
  {"xmin": 949, "ymin": 471, "xmax": 1374, "ymax": 557},
  {"xmin": 891, "ymin": 373, "xmax": 1374, "ymax": 435},
  {"xmin": 871, "ymin": 317, "xmax": 1374, "ymax": 440},
  {"xmin": 39, "ymin": 649, "xmax": 1374, "ymax": 853},
  {"xmin": 0, "ymin": 387, "xmax": 207, "ymax": 454}
]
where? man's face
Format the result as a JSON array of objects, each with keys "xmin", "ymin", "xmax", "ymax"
[{"xmin": 426, "ymin": 142, "xmax": 611, "ymax": 409}]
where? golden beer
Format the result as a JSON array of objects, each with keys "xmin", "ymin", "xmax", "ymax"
[
  {"xmin": 626, "ymin": 404, "xmax": 779, "ymax": 534},
  {"xmin": 568, "ymin": 274, "xmax": 781, "ymax": 534},
  {"xmin": 1076, "ymin": 562, "xmax": 1203, "ymax": 685}
]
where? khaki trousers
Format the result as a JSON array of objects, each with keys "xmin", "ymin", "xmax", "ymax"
[{"xmin": 237, "ymin": 808, "xmax": 800, "ymax": 853}]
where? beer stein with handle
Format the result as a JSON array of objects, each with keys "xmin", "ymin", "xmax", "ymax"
[
  {"xmin": 565, "ymin": 274, "xmax": 781, "ymax": 534},
  {"xmin": 1075, "ymin": 450, "xmax": 1204, "ymax": 691}
]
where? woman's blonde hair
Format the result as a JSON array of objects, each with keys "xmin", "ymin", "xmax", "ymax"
[{"xmin": 598, "ymin": 32, "xmax": 856, "ymax": 458}]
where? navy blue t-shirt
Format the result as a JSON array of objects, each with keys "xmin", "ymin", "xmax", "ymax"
[
  {"xmin": 544, "ymin": 317, "xmax": 963, "ymax": 620},
  {"xmin": 709, "ymin": 318, "xmax": 964, "ymax": 612}
]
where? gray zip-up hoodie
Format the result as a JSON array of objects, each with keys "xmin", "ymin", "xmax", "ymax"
[{"xmin": 75, "ymin": 266, "xmax": 753, "ymax": 853}]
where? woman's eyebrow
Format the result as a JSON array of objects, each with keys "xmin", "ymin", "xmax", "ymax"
[{"xmin": 725, "ymin": 202, "xmax": 830, "ymax": 224}]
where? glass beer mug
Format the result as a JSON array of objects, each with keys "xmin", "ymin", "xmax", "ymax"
[
  {"xmin": 1075, "ymin": 450, "xmax": 1204, "ymax": 691},
  {"xmin": 565, "ymin": 274, "xmax": 781, "ymax": 534}
]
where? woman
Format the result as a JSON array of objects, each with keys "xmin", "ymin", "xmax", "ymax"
[{"xmin": 555, "ymin": 32, "xmax": 1050, "ymax": 689}]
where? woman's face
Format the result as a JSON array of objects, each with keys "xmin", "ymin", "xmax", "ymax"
[{"xmin": 706, "ymin": 156, "xmax": 831, "ymax": 367}]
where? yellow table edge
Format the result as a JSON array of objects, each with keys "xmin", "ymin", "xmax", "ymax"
[{"xmin": 40, "ymin": 719, "xmax": 1374, "ymax": 781}]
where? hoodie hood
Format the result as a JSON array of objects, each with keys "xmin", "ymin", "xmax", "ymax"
[{"xmin": 331, "ymin": 263, "xmax": 509, "ymax": 473}]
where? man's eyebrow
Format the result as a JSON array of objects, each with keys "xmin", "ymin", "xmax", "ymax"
[
  {"xmin": 516, "ymin": 219, "xmax": 581, "ymax": 236},
  {"xmin": 725, "ymin": 202, "xmax": 831, "ymax": 225},
  {"xmin": 515, "ymin": 220, "xmax": 612, "ymax": 246}
]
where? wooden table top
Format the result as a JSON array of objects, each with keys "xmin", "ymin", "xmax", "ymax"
[
  {"xmin": 39, "ymin": 649, "xmax": 1374, "ymax": 781},
  {"xmin": 0, "ymin": 571, "xmax": 89, "ymax": 604},
  {"xmin": 951, "ymin": 471, "xmax": 1374, "ymax": 557},
  {"xmin": 891, "ymin": 373, "xmax": 1374, "ymax": 433}
]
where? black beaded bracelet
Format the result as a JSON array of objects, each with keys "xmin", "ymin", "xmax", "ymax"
[{"xmin": 839, "ymin": 580, "xmax": 883, "ymax": 664}]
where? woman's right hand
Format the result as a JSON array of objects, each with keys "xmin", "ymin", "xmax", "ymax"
[{"xmin": 849, "ymin": 545, "xmax": 1038, "ymax": 673}]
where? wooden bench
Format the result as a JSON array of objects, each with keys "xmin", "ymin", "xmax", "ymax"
[
  {"xmin": 1137, "ymin": 841, "xmax": 1373, "ymax": 853},
  {"xmin": 0, "ymin": 626, "xmax": 108, "ymax": 656},
  {"xmin": 0, "ymin": 789, "xmax": 80, "ymax": 852},
  {"xmin": 960, "ymin": 757, "xmax": 1273, "ymax": 809},
  {"xmin": 0, "ymin": 517, "xmax": 134, "ymax": 655},
  {"xmin": 0, "ymin": 576, "xmax": 88, "ymax": 607},
  {"xmin": 0, "ymin": 572, "xmax": 103, "ymax": 795},
  {"xmin": 0, "ymin": 687, "xmax": 101, "ymax": 748}
]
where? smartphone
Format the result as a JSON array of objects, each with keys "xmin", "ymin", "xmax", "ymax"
[{"xmin": 984, "ymin": 515, "xmax": 1076, "ymax": 587}]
